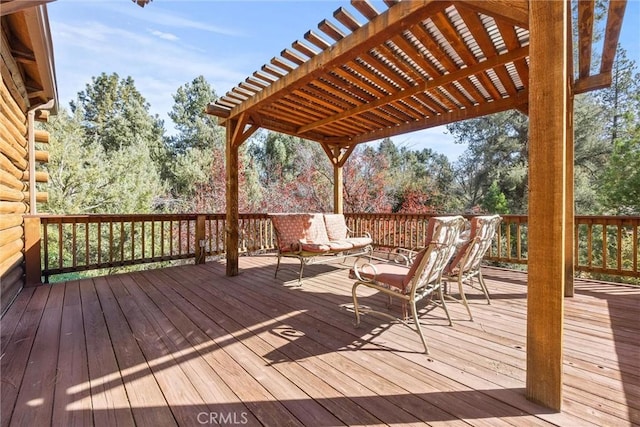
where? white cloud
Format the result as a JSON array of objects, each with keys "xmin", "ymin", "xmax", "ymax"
[
  {"xmin": 149, "ymin": 29, "xmax": 179, "ymax": 41},
  {"xmin": 50, "ymin": 16, "xmax": 250, "ymax": 136}
]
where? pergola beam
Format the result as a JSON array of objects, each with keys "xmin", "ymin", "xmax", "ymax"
[
  {"xmin": 349, "ymin": 90, "xmax": 528, "ymax": 145},
  {"xmin": 0, "ymin": 0, "xmax": 55, "ymax": 16},
  {"xmin": 457, "ymin": 0, "xmax": 529, "ymax": 28}
]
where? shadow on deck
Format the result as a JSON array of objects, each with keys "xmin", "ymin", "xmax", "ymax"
[{"xmin": 1, "ymin": 255, "xmax": 638, "ymax": 426}]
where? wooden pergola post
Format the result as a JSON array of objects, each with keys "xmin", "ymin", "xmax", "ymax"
[
  {"xmin": 320, "ymin": 144, "xmax": 354, "ymax": 215},
  {"xmin": 565, "ymin": 94, "xmax": 575, "ymax": 297},
  {"xmin": 527, "ymin": 0, "xmax": 570, "ymax": 411},
  {"xmin": 565, "ymin": 5, "xmax": 576, "ymax": 298},
  {"xmin": 225, "ymin": 115, "xmax": 257, "ymax": 276},
  {"xmin": 334, "ymin": 164, "xmax": 343, "ymax": 214},
  {"xmin": 226, "ymin": 118, "xmax": 241, "ymax": 276}
]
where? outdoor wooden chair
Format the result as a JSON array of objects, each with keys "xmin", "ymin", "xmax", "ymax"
[
  {"xmin": 442, "ymin": 214, "xmax": 502, "ymax": 320},
  {"xmin": 350, "ymin": 215, "xmax": 465, "ymax": 354}
]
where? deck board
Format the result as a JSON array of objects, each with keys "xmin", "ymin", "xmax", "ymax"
[
  {"xmin": 79, "ymin": 278, "xmax": 135, "ymax": 427},
  {"xmin": 1, "ymin": 256, "xmax": 638, "ymax": 426}
]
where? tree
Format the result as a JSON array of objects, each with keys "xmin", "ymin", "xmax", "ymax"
[
  {"xmin": 248, "ymin": 132, "xmax": 332, "ymax": 212},
  {"xmin": 600, "ymin": 131, "xmax": 640, "ymax": 214},
  {"xmin": 41, "ymin": 108, "xmax": 164, "ymax": 214},
  {"xmin": 595, "ymin": 48, "xmax": 640, "ymax": 146},
  {"xmin": 595, "ymin": 48, "xmax": 640, "ymax": 214},
  {"xmin": 343, "ymin": 146, "xmax": 392, "ymax": 213},
  {"xmin": 481, "ymin": 181, "xmax": 510, "ymax": 214},
  {"xmin": 163, "ymin": 76, "xmax": 262, "ymax": 212},
  {"xmin": 167, "ymin": 75, "xmax": 222, "ymax": 154},
  {"xmin": 71, "ymin": 72, "xmax": 165, "ymax": 156},
  {"xmin": 447, "ymin": 110, "xmax": 529, "ymax": 213}
]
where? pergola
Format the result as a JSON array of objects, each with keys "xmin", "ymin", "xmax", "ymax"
[{"xmin": 206, "ymin": 0, "xmax": 627, "ymax": 411}]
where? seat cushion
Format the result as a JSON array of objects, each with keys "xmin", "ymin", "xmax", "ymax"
[
  {"xmin": 345, "ymin": 236, "xmax": 373, "ymax": 248},
  {"xmin": 351, "ymin": 262, "xmax": 409, "ymax": 291},
  {"xmin": 304, "ymin": 213, "xmax": 331, "ymax": 244},
  {"xmin": 323, "ymin": 214, "xmax": 349, "ymax": 240},
  {"xmin": 326, "ymin": 240, "xmax": 354, "ymax": 251},
  {"xmin": 270, "ymin": 214, "xmax": 311, "ymax": 251},
  {"xmin": 270, "ymin": 213, "xmax": 330, "ymax": 252},
  {"xmin": 300, "ymin": 242, "xmax": 332, "ymax": 253}
]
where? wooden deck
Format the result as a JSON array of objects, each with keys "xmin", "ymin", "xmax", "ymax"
[{"xmin": 1, "ymin": 255, "xmax": 638, "ymax": 426}]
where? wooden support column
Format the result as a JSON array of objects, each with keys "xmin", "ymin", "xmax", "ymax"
[
  {"xmin": 24, "ymin": 216, "xmax": 42, "ymax": 286},
  {"xmin": 226, "ymin": 119, "xmax": 240, "ymax": 276},
  {"xmin": 565, "ymin": 92, "xmax": 575, "ymax": 297},
  {"xmin": 565, "ymin": 4, "xmax": 576, "ymax": 297},
  {"xmin": 195, "ymin": 215, "xmax": 206, "ymax": 265},
  {"xmin": 527, "ymin": 0, "xmax": 568, "ymax": 411},
  {"xmin": 334, "ymin": 165, "xmax": 343, "ymax": 214},
  {"xmin": 321, "ymin": 144, "xmax": 355, "ymax": 215},
  {"xmin": 225, "ymin": 115, "xmax": 257, "ymax": 276}
]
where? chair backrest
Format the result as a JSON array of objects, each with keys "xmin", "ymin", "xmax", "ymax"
[
  {"xmin": 323, "ymin": 214, "xmax": 348, "ymax": 240},
  {"xmin": 447, "ymin": 214, "xmax": 502, "ymax": 275},
  {"xmin": 269, "ymin": 213, "xmax": 329, "ymax": 251},
  {"xmin": 404, "ymin": 216, "xmax": 466, "ymax": 293}
]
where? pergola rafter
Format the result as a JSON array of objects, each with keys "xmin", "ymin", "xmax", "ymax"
[{"xmin": 205, "ymin": 0, "xmax": 627, "ymax": 412}]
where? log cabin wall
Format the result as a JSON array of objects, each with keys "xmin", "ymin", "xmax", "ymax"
[
  {"xmin": 1, "ymin": 73, "xmax": 29, "ymax": 314},
  {"xmin": 1, "ymin": 8, "xmax": 53, "ymax": 315}
]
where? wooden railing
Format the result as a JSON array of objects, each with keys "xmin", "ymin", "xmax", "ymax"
[
  {"xmin": 26, "ymin": 213, "xmax": 275, "ymax": 283},
  {"xmin": 25, "ymin": 213, "xmax": 639, "ymax": 283},
  {"xmin": 345, "ymin": 213, "xmax": 639, "ymax": 279}
]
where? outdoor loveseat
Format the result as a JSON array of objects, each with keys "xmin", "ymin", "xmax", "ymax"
[{"xmin": 269, "ymin": 213, "xmax": 373, "ymax": 283}]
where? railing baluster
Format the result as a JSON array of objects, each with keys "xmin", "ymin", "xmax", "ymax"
[
  {"xmin": 97, "ymin": 219, "xmax": 102, "ymax": 266},
  {"xmin": 617, "ymin": 221, "xmax": 622, "ymax": 272},
  {"xmin": 633, "ymin": 223, "xmax": 638, "ymax": 274},
  {"xmin": 120, "ymin": 221, "xmax": 125, "ymax": 263},
  {"xmin": 43, "ymin": 220, "xmax": 49, "ymax": 282},
  {"xmin": 85, "ymin": 218, "xmax": 90, "ymax": 267},
  {"xmin": 602, "ymin": 223, "xmax": 608, "ymax": 270},
  {"xmin": 58, "ymin": 219, "xmax": 63, "ymax": 270},
  {"xmin": 71, "ymin": 221, "xmax": 77, "ymax": 269}
]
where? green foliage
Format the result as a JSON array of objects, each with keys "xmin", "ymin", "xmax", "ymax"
[
  {"xmin": 481, "ymin": 181, "xmax": 510, "ymax": 214},
  {"xmin": 600, "ymin": 134, "xmax": 640, "ymax": 214},
  {"xmin": 71, "ymin": 72, "xmax": 164, "ymax": 156},
  {"xmin": 42, "ymin": 108, "xmax": 164, "ymax": 214},
  {"xmin": 167, "ymin": 75, "xmax": 222, "ymax": 154},
  {"xmin": 596, "ymin": 48, "xmax": 640, "ymax": 214},
  {"xmin": 448, "ymin": 110, "xmax": 529, "ymax": 213}
]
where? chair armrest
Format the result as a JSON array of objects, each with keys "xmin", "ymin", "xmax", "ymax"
[
  {"xmin": 347, "ymin": 227, "xmax": 371, "ymax": 240},
  {"xmin": 351, "ymin": 258, "xmax": 378, "ymax": 282},
  {"xmin": 394, "ymin": 246, "xmax": 424, "ymax": 265}
]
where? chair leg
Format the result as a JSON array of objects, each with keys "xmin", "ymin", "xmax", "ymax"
[
  {"xmin": 457, "ymin": 276, "xmax": 474, "ymax": 321},
  {"xmin": 275, "ymin": 254, "xmax": 282, "ymax": 278},
  {"xmin": 297, "ymin": 259, "xmax": 305, "ymax": 285},
  {"xmin": 437, "ymin": 285, "xmax": 453, "ymax": 326},
  {"xmin": 478, "ymin": 270, "xmax": 491, "ymax": 304},
  {"xmin": 352, "ymin": 282, "xmax": 362, "ymax": 327},
  {"xmin": 410, "ymin": 300, "xmax": 430, "ymax": 354}
]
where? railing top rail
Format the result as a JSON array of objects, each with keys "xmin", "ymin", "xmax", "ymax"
[{"xmin": 30, "ymin": 212, "xmax": 273, "ymax": 222}]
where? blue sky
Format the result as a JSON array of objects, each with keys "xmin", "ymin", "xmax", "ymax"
[{"xmin": 47, "ymin": 0, "xmax": 640, "ymax": 161}]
